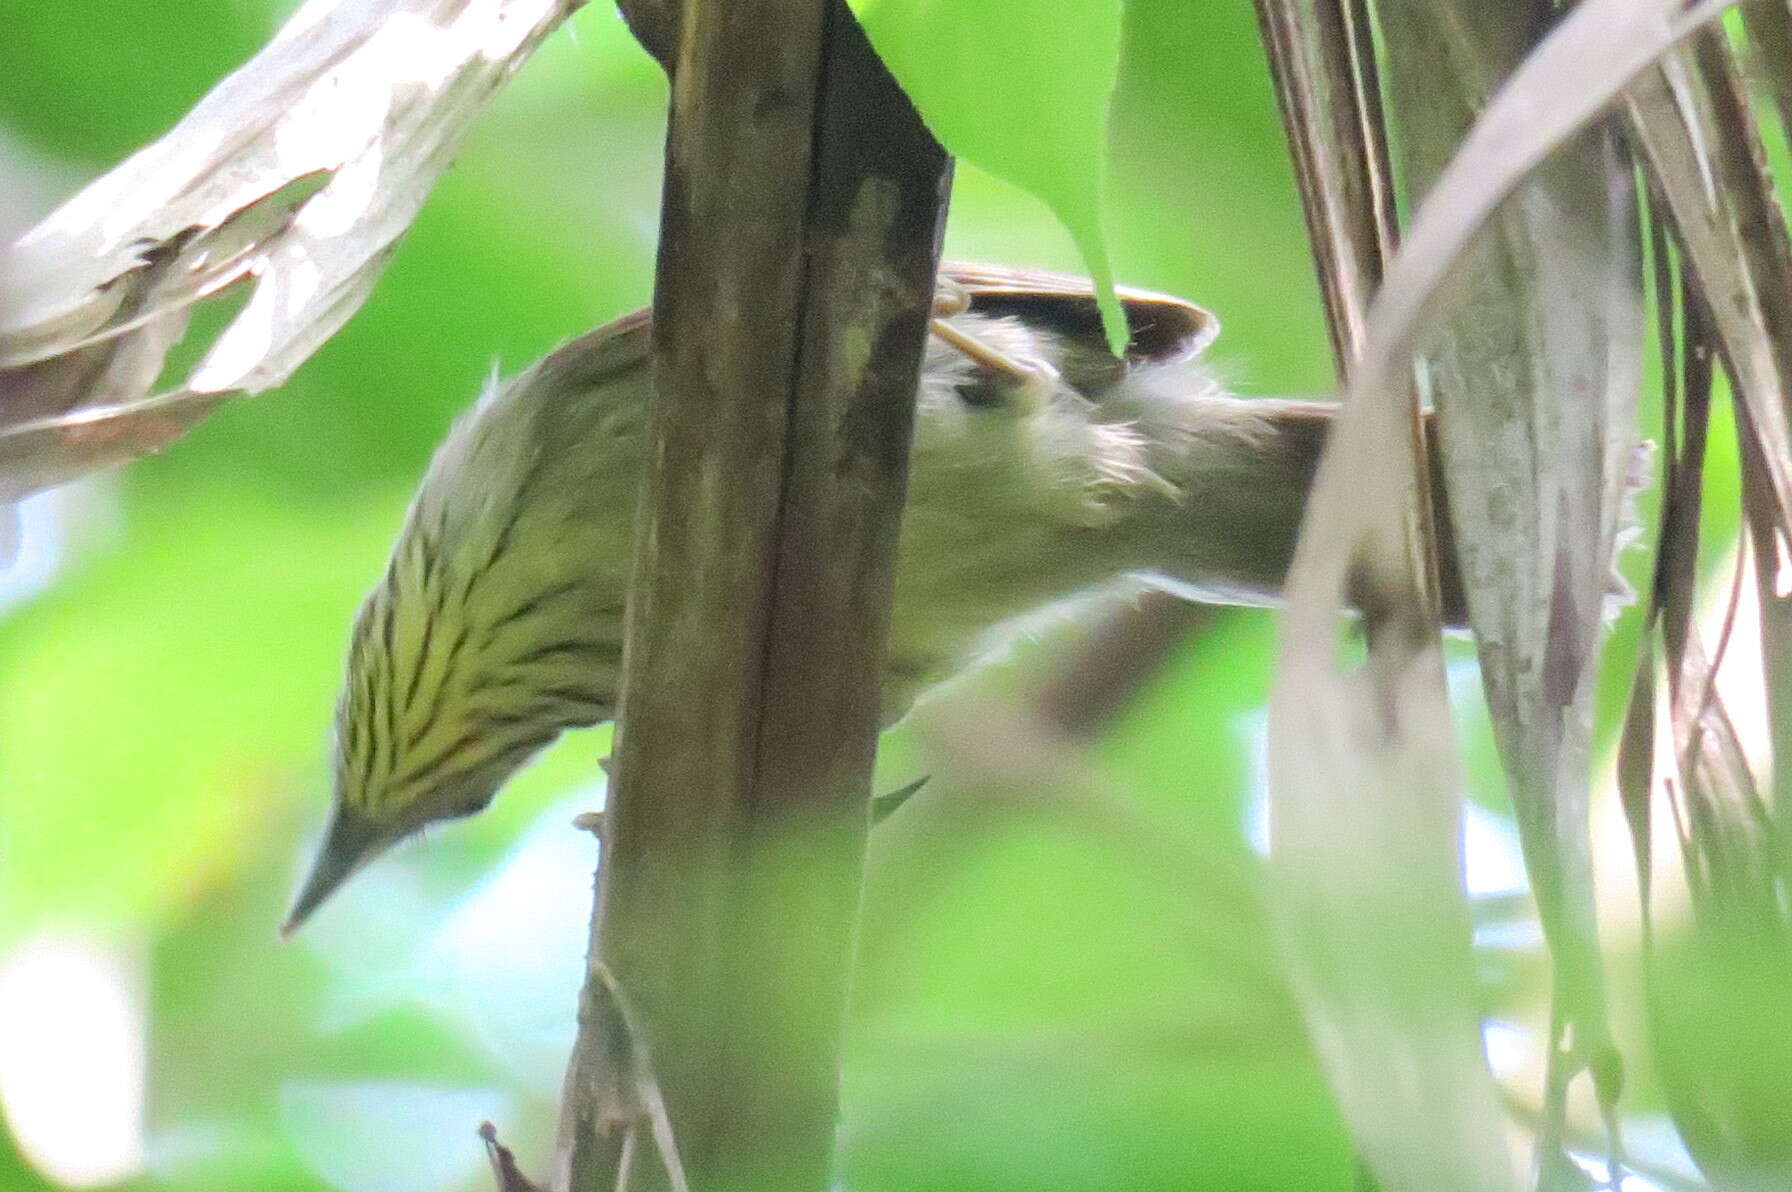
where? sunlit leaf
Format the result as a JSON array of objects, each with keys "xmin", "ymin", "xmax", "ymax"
[{"xmin": 851, "ymin": 0, "xmax": 1128, "ymax": 351}]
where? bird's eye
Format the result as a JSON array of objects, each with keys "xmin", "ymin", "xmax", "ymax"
[{"xmin": 954, "ymin": 376, "xmax": 1009, "ymax": 410}]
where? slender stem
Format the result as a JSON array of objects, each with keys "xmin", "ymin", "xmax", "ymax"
[{"xmin": 552, "ymin": 3, "xmax": 950, "ymax": 1189}]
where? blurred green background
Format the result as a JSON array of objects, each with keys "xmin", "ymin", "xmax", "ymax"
[{"xmin": 0, "ymin": 3, "xmax": 1601, "ymax": 1191}]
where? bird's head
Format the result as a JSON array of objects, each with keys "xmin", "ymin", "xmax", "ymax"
[
  {"xmin": 279, "ymin": 756, "xmax": 508, "ymax": 939},
  {"xmin": 280, "ymin": 564, "xmax": 567, "ymax": 936}
]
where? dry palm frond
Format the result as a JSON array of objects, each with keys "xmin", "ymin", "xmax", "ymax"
[
  {"xmin": 1615, "ymin": 20, "xmax": 1792, "ymax": 1183},
  {"xmin": 1377, "ymin": 4, "xmax": 1643, "ymax": 1179},
  {"xmin": 1256, "ymin": 2, "xmax": 1508, "ymax": 1185},
  {"xmin": 1260, "ymin": 3, "xmax": 1750, "ymax": 1191},
  {"xmin": 0, "ymin": 0, "xmax": 579, "ymax": 502},
  {"xmin": 1252, "ymin": 0, "xmax": 1398, "ymax": 370},
  {"xmin": 1735, "ymin": 0, "xmax": 1792, "ymax": 863}
]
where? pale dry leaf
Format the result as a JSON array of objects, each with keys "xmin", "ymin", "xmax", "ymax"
[
  {"xmin": 1741, "ymin": 1, "xmax": 1792, "ymax": 158},
  {"xmin": 0, "ymin": 0, "xmax": 582, "ymax": 501},
  {"xmin": 1632, "ymin": 20, "xmax": 1792, "ymax": 850},
  {"xmin": 1627, "ymin": 31, "xmax": 1792, "ymax": 538},
  {"xmin": 1259, "ymin": 19, "xmax": 1490, "ymax": 1192},
  {"xmin": 1379, "ymin": 0, "xmax": 1643, "ymax": 1168},
  {"xmin": 1345, "ymin": 0, "xmax": 1736, "ymax": 429},
  {"xmin": 1270, "ymin": 655, "xmax": 1515, "ymax": 1192},
  {"xmin": 1269, "ymin": 2, "xmax": 1743, "ymax": 1189},
  {"xmin": 1269, "ymin": 321, "xmax": 1514, "ymax": 1190}
]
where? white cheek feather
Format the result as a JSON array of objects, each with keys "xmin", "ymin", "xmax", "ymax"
[
  {"xmin": 918, "ymin": 313, "xmax": 1226, "ymax": 526},
  {"xmin": 1098, "ymin": 354, "xmax": 1288, "ymax": 494}
]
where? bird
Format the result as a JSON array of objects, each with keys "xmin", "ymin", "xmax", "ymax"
[{"xmin": 281, "ymin": 265, "xmax": 1462, "ymax": 935}]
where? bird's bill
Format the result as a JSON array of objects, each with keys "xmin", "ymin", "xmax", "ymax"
[{"xmin": 279, "ymin": 805, "xmax": 391, "ymax": 938}]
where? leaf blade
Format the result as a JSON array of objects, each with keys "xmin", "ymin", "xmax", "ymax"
[{"xmin": 852, "ymin": 0, "xmax": 1127, "ymax": 349}]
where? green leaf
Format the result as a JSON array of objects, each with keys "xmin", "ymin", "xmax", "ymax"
[
  {"xmin": 852, "ymin": 0, "xmax": 1128, "ymax": 351},
  {"xmin": 0, "ymin": 488, "xmax": 401, "ymax": 941},
  {"xmin": 851, "ymin": 635, "xmax": 1355, "ymax": 1191}
]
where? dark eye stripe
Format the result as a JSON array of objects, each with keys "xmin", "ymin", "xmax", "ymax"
[
  {"xmin": 405, "ymin": 730, "xmax": 558, "ymax": 814},
  {"xmin": 503, "ymin": 638, "xmax": 619, "ymax": 670},
  {"xmin": 466, "ymin": 441, "xmax": 557, "ymax": 595},
  {"xmin": 534, "ymin": 681, "xmax": 610, "ymax": 703},
  {"xmin": 402, "ymin": 605, "xmax": 438, "ymax": 710},
  {"xmin": 387, "ymin": 724, "xmax": 488, "ymax": 795},
  {"xmin": 387, "ymin": 714, "xmax": 558, "ymax": 802},
  {"xmin": 479, "ymin": 578, "xmax": 589, "ymax": 650},
  {"xmin": 377, "ymin": 581, "xmax": 400, "ymax": 785}
]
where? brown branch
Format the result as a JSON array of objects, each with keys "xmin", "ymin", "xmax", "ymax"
[
  {"xmin": 482, "ymin": 1123, "xmax": 546, "ymax": 1192},
  {"xmin": 1027, "ymin": 590, "xmax": 1213, "ymax": 740},
  {"xmin": 553, "ymin": 3, "xmax": 950, "ymax": 1190},
  {"xmin": 1251, "ymin": 0, "xmax": 1398, "ymax": 373}
]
